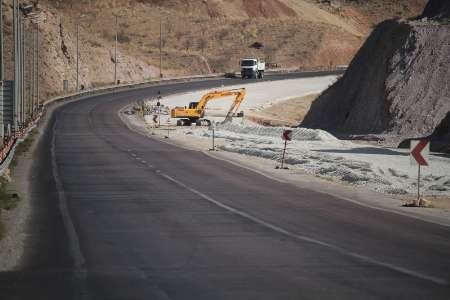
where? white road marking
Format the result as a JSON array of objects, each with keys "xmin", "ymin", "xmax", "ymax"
[
  {"xmin": 51, "ymin": 121, "xmax": 85, "ymax": 267},
  {"xmin": 160, "ymin": 172, "xmax": 448, "ymax": 286},
  {"xmin": 51, "ymin": 120, "xmax": 90, "ymax": 300},
  {"xmin": 119, "ymin": 105, "xmax": 450, "ymax": 228}
]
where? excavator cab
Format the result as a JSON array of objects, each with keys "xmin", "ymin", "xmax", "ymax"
[{"xmin": 188, "ymin": 102, "xmax": 199, "ymax": 109}]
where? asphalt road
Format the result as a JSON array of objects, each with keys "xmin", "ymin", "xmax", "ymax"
[{"xmin": 1, "ymin": 74, "xmax": 450, "ymax": 299}]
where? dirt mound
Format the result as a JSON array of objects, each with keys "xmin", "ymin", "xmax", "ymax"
[{"xmin": 302, "ymin": 1, "xmax": 450, "ymax": 149}]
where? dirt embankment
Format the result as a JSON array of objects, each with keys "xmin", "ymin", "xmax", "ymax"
[
  {"xmin": 302, "ymin": 0, "xmax": 450, "ymax": 151},
  {"xmin": 248, "ymin": 94, "xmax": 318, "ymax": 127}
]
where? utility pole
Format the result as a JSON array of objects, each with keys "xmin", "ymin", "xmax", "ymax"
[
  {"xmin": 31, "ymin": 22, "xmax": 35, "ymax": 117},
  {"xmin": 76, "ymin": 22, "xmax": 79, "ymax": 92},
  {"xmin": 114, "ymin": 14, "xmax": 118, "ymax": 85},
  {"xmin": 30, "ymin": 17, "xmax": 42, "ymax": 114},
  {"xmin": 34, "ymin": 23, "xmax": 38, "ymax": 114},
  {"xmin": 13, "ymin": 0, "xmax": 19, "ymax": 131},
  {"xmin": 16, "ymin": 0, "xmax": 23, "ymax": 130},
  {"xmin": 20, "ymin": 16, "xmax": 25, "ymax": 124},
  {"xmin": 25, "ymin": 21, "xmax": 30, "ymax": 118},
  {"xmin": 26, "ymin": 21, "xmax": 33, "ymax": 119},
  {"xmin": 36, "ymin": 22, "xmax": 39, "ymax": 111},
  {"xmin": 159, "ymin": 11, "xmax": 162, "ymax": 79}
]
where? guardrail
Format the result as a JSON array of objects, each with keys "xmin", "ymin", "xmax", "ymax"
[
  {"xmin": 43, "ymin": 73, "xmax": 226, "ymax": 107},
  {"xmin": 0, "ymin": 73, "xmax": 228, "ymax": 176},
  {"xmin": 0, "ymin": 67, "xmax": 347, "ymax": 175},
  {"xmin": 0, "ymin": 112, "xmax": 43, "ymax": 176}
]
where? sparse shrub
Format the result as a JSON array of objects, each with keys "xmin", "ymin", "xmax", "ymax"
[
  {"xmin": 0, "ymin": 216, "xmax": 4, "ymax": 240},
  {"xmin": 89, "ymin": 40, "xmax": 102, "ymax": 48},
  {"xmin": 198, "ymin": 38, "xmax": 207, "ymax": 53},
  {"xmin": 118, "ymin": 31, "xmax": 131, "ymax": 44},
  {"xmin": 0, "ymin": 176, "xmax": 20, "ymax": 241},
  {"xmin": 102, "ymin": 29, "xmax": 114, "ymax": 40},
  {"xmin": 10, "ymin": 129, "xmax": 39, "ymax": 171},
  {"xmin": 0, "ymin": 178, "xmax": 19, "ymax": 211}
]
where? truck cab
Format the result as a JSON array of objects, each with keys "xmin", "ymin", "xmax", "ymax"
[{"xmin": 240, "ymin": 58, "xmax": 265, "ymax": 79}]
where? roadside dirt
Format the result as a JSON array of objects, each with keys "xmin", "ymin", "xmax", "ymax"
[
  {"xmin": 0, "ymin": 135, "xmax": 36, "ymax": 270},
  {"xmin": 247, "ymin": 93, "xmax": 318, "ymax": 127},
  {"xmin": 0, "ymin": 99, "xmax": 71, "ymax": 271}
]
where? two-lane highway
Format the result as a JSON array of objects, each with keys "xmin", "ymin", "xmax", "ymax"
[{"xmin": 1, "ymin": 76, "xmax": 450, "ymax": 299}]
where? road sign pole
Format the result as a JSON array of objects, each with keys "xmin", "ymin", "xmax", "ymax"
[
  {"xmin": 158, "ymin": 108, "xmax": 161, "ymax": 128},
  {"xmin": 278, "ymin": 129, "xmax": 292, "ymax": 169},
  {"xmin": 417, "ymin": 164, "xmax": 421, "ymax": 203},
  {"xmin": 410, "ymin": 139, "xmax": 430, "ymax": 205},
  {"xmin": 209, "ymin": 126, "xmax": 216, "ymax": 151},
  {"xmin": 281, "ymin": 140, "xmax": 287, "ymax": 169},
  {"xmin": 167, "ymin": 122, "xmax": 170, "ymax": 139},
  {"xmin": 213, "ymin": 127, "xmax": 216, "ymax": 151}
]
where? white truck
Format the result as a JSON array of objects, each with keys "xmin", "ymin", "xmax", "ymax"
[{"xmin": 240, "ymin": 58, "xmax": 265, "ymax": 79}]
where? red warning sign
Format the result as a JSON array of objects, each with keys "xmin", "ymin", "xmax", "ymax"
[
  {"xmin": 410, "ymin": 139, "xmax": 430, "ymax": 166},
  {"xmin": 282, "ymin": 130, "xmax": 293, "ymax": 141}
]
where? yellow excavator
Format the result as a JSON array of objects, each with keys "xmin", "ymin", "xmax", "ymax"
[{"xmin": 171, "ymin": 88, "xmax": 246, "ymax": 126}]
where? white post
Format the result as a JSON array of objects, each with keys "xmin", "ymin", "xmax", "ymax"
[
  {"xmin": 114, "ymin": 15, "xmax": 118, "ymax": 85},
  {"xmin": 417, "ymin": 164, "xmax": 421, "ymax": 203}
]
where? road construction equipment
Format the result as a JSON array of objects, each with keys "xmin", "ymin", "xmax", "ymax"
[{"xmin": 171, "ymin": 88, "xmax": 246, "ymax": 126}]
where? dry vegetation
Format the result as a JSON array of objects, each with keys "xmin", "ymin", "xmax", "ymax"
[{"xmin": 0, "ymin": 0, "xmax": 427, "ymax": 101}]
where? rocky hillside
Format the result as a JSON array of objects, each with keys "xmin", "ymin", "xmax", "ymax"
[
  {"xmin": 302, "ymin": 0, "xmax": 450, "ymax": 152},
  {"xmin": 313, "ymin": 0, "xmax": 427, "ymax": 27},
  {"xmin": 1, "ymin": 0, "xmax": 426, "ymax": 99},
  {"xmin": 421, "ymin": 0, "xmax": 450, "ymax": 18}
]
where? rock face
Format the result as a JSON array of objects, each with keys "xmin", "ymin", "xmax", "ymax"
[
  {"xmin": 302, "ymin": 0, "xmax": 450, "ymax": 146},
  {"xmin": 422, "ymin": 0, "xmax": 450, "ymax": 18},
  {"xmin": 429, "ymin": 112, "xmax": 450, "ymax": 153}
]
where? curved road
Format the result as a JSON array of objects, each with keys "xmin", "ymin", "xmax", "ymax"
[{"xmin": 2, "ymin": 75, "xmax": 450, "ymax": 299}]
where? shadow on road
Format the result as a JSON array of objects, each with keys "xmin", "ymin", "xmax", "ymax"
[{"xmin": 313, "ymin": 147, "xmax": 409, "ymax": 156}]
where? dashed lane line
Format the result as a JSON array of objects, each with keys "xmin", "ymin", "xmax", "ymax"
[{"xmin": 159, "ymin": 171, "xmax": 448, "ymax": 287}]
